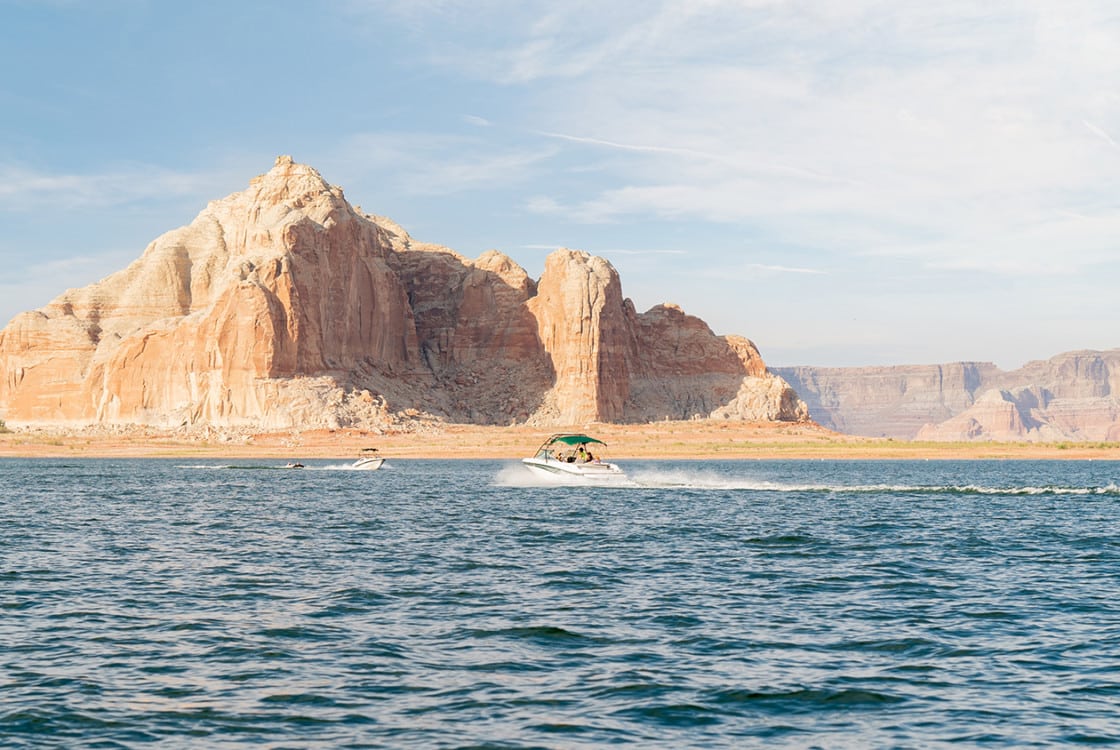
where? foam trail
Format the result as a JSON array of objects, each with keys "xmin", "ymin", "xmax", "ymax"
[
  {"xmin": 494, "ymin": 463, "xmax": 608, "ymax": 487},
  {"xmin": 494, "ymin": 463, "xmax": 639, "ymax": 488},
  {"xmin": 176, "ymin": 462, "xmax": 394, "ymax": 472},
  {"xmin": 628, "ymin": 468, "xmax": 827, "ymax": 491},
  {"xmin": 603, "ymin": 468, "xmax": 1119, "ymax": 495},
  {"xmin": 299, "ymin": 462, "xmax": 395, "ymax": 471},
  {"xmin": 495, "ymin": 464, "xmax": 554, "ymax": 487}
]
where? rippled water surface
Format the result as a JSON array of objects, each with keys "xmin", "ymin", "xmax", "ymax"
[{"xmin": 3, "ymin": 458, "xmax": 1120, "ymax": 748}]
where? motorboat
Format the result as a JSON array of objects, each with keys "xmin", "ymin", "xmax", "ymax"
[
  {"xmin": 352, "ymin": 448, "xmax": 385, "ymax": 470},
  {"xmin": 521, "ymin": 433, "xmax": 628, "ymax": 484},
  {"xmin": 284, "ymin": 462, "xmax": 305, "ymax": 469}
]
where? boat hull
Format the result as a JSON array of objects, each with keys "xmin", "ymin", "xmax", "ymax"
[
  {"xmin": 352, "ymin": 457, "xmax": 384, "ymax": 470},
  {"xmin": 521, "ymin": 457, "xmax": 629, "ymax": 484}
]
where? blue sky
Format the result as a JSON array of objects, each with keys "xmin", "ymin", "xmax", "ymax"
[{"xmin": 2, "ymin": 0, "xmax": 1118, "ymax": 368}]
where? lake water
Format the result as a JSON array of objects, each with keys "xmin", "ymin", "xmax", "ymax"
[{"xmin": 2, "ymin": 457, "xmax": 1119, "ymax": 748}]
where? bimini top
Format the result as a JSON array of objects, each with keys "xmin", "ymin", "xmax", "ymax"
[{"xmin": 543, "ymin": 433, "xmax": 606, "ymax": 446}]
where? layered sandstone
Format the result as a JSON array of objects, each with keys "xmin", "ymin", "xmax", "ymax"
[
  {"xmin": 773, "ymin": 363, "xmax": 997, "ymax": 438},
  {"xmin": 776, "ymin": 350, "xmax": 1120, "ymax": 441},
  {"xmin": 0, "ymin": 156, "xmax": 806, "ymax": 430}
]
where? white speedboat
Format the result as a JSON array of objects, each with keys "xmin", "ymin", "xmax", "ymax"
[
  {"xmin": 352, "ymin": 448, "xmax": 385, "ymax": 470},
  {"xmin": 521, "ymin": 433, "xmax": 628, "ymax": 484}
]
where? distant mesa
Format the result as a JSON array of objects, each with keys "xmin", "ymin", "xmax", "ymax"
[
  {"xmin": 0, "ymin": 156, "xmax": 809, "ymax": 432},
  {"xmin": 775, "ymin": 350, "xmax": 1120, "ymax": 442}
]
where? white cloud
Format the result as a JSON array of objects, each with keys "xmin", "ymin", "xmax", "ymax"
[
  {"xmin": 0, "ymin": 249, "xmax": 138, "ymax": 326},
  {"xmin": 463, "ymin": 114, "xmax": 493, "ymax": 127},
  {"xmin": 599, "ymin": 247, "xmax": 687, "ymax": 256},
  {"xmin": 375, "ymin": 0, "xmax": 1120, "ymax": 280},
  {"xmin": 741, "ymin": 263, "xmax": 827, "ymax": 276},
  {"xmin": 0, "ymin": 163, "xmax": 236, "ymax": 212},
  {"xmin": 334, "ymin": 132, "xmax": 556, "ymax": 195},
  {"xmin": 1082, "ymin": 120, "xmax": 1120, "ymax": 150},
  {"xmin": 536, "ymin": 131, "xmax": 717, "ymax": 160}
]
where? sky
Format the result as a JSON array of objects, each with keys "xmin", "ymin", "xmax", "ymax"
[{"xmin": 2, "ymin": 0, "xmax": 1119, "ymax": 369}]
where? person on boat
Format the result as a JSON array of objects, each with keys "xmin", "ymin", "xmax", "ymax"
[{"xmin": 577, "ymin": 445, "xmax": 588, "ymax": 462}]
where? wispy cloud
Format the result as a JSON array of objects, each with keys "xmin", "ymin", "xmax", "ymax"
[
  {"xmin": 742, "ymin": 263, "xmax": 827, "ymax": 276},
  {"xmin": 537, "ymin": 130, "xmax": 715, "ymax": 160},
  {"xmin": 601, "ymin": 247, "xmax": 687, "ymax": 256},
  {"xmin": 1083, "ymin": 119, "xmax": 1120, "ymax": 150},
  {"xmin": 0, "ymin": 247, "xmax": 140, "ymax": 324},
  {"xmin": 373, "ymin": 0, "xmax": 1120, "ymax": 280},
  {"xmin": 335, "ymin": 132, "xmax": 556, "ymax": 195},
  {"xmin": 463, "ymin": 114, "xmax": 492, "ymax": 127},
  {"xmin": 0, "ymin": 163, "xmax": 236, "ymax": 212}
]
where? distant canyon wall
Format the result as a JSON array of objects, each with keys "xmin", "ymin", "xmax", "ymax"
[
  {"xmin": 773, "ymin": 350, "xmax": 1120, "ymax": 442},
  {"xmin": 0, "ymin": 156, "xmax": 807, "ymax": 431}
]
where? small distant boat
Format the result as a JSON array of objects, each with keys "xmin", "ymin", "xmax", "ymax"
[
  {"xmin": 284, "ymin": 462, "xmax": 305, "ymax": 469},
  {"xmin": 521, "ymin": 433, "xmax": 628, "ymax": 484},
  {"xmin": 352, "ymin": 448, "xmax": 385, "ymax": 471}
]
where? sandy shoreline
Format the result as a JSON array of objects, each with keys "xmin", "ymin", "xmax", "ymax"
[{"xmin": 1, "ymin": 420, "xmax": 1118, "ymax": 460}]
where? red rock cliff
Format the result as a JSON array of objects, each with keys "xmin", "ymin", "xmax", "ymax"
[{"xmin": 0, "ymin": 157, "xmax": 806, "ymax": 430}]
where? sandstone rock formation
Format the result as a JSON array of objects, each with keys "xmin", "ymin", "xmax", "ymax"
[
  {"xmin": 0, "ymin": 156, "xmax": 807, "ymax": 431},
  {"xmin": 775, "ymin": 350, "xmax": 1120, "ymax": 441},
  {"xmin": 772, "ymin": 363, "xmax": 998, "ymax": 439}
]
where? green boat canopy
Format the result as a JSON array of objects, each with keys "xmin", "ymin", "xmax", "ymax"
[{"xmin": 546, "ymin": 434, "xmax": 606, "ymax": 446}]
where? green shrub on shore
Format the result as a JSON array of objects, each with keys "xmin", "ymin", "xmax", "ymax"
[{"xmin": 0, "ymin": 418, "xmax": 9, "ymax": 433}]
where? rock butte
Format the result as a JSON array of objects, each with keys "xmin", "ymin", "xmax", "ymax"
[{"xmin": 0, "ymin": 156, "xmax": 808, "ymax": 432}]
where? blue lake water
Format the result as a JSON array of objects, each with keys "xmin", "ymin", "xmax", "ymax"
[{"xmin": 2, "ymin": 457, "xmax": 1119, "ymax": 748}]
